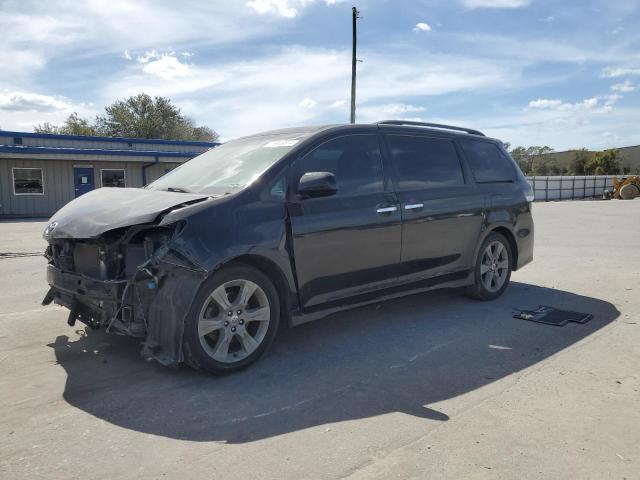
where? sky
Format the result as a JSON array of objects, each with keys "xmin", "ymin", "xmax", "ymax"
[{"xmin": 0, "ymin": 0, "xmax": 639, "ymax": 150}]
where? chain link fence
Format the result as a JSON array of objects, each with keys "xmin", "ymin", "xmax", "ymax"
[{"xmin": 525, "ymin": 175, "xmax": 616, "ymax": 201}]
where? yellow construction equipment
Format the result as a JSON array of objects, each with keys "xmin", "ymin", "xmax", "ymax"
[{"xmin": 610, "ymin": 176, "xmax": 640, "ymax": 200}]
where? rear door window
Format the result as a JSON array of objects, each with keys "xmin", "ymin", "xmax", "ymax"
[
  {"xmin": 385, "ymin": 135, "xmax": 464, "ymax": 190},
  {"xmin": 459, "ymin": 139, "xmax": 516, "ymax": 183}
]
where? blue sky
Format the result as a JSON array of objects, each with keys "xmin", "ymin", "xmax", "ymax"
[{"xmin": 1, "ymin": 0, "xmax": 639, "ymax": 150}]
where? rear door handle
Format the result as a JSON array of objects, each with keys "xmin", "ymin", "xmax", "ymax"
[
  {"xmin": 404, "ymin": 203, "xmax": 424, "ymax": 210},
  {"xmin": 376, "ymin": 206, "xmax": 398, "ymax": 214}
]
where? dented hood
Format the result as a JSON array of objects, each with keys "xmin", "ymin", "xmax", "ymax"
[{"xmin": 45, "ymin": 187, "xmax": 212, "ymax": 239}]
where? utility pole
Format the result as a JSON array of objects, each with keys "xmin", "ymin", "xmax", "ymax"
[{"xmin": 350, "ymin": 6, "xmax": 360, "ymax": 124}]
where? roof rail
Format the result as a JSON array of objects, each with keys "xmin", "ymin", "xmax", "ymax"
[{"xmin": 375, "ymin": 120, "xmax": 485, "ymax": 136}]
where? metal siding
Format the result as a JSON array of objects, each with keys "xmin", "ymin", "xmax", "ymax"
[
  {"xmin": 145, "ymin": 162, "xmax": 181, "ymax": 184},
  {"xmin": 0, "ymin": 158, "xmax": 11, "ymax": 215},
  {"xmin": 0, "ymin": 135, "xmax": 214, "ymax": 216},
  {"xmin": 1, "ymin": 131, "xmax": 217, "ymax": 151}
]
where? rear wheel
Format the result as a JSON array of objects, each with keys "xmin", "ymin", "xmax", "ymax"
[
  {"xmin": 183, "ymin": 264, "xmax": 280, "ymax": 375},
  {"xmin": 466, "ymin": 232, "xmax": 512, "ymax": 301}
]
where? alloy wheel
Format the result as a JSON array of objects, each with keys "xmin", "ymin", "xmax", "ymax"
[
  {"xmin": 480, "ymin": 241, "xmax": 509, "ymax": 293},
  {"xmin": 197, "ymin": 279, "xmax": 270, "ymax": 363}
]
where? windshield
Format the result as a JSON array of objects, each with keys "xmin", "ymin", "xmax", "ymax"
[{"xmin": 148, "ymin": 132, "xmax": 311, "ymax": 194}]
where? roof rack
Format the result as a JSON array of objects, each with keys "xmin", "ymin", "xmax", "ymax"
[{"xmin": 375, "ymin": 120, "xmax": 485, "ymax": 137}]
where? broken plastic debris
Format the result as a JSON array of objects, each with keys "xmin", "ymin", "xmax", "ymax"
[{"xmin": 513, "ymin": 305, "xmax": 593, "ymax": 326}]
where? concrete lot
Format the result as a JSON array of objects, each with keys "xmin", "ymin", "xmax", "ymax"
[{"xmin": 0, "ymin": 201, "xmax": 639, "ymax": 479}]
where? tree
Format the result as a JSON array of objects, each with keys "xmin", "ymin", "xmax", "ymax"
[
  {"xmin": 568, "ymin": 148, "xmax": 589, "ymax": 175},
  {"xmin": 34, "ymin": 112, "xmax": 98, "ymax": 136},
  {"xmin": 95, "ymin": 94, "xmax": 219, "ymax": 141},
  {"xmin": 531, "ymin": 160, "xmax": 549, "ymax": 175},
  {"xmin": 509, "ymin": 145, "xmax": 554, "ymax": 175},
  {"xmin": 33, "ymin": 94, "xmax": 218, "ymax": 142},
  {"xmin": 510, "ymin": 146, "xmax": 529, "ymax": 173},
  {"xmin": 585, "ymin": 149, "xmax": 620, "ymax": 175},
  {"xmin": 546, "ymin": 160, "xmax": 561, "ymax": 175}
]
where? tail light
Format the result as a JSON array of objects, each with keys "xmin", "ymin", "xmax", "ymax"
[{"xmin": 524, "ymin": 183, "xmax": 535, "ymax": 203}]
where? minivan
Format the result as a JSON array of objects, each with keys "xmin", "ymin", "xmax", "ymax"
[{"xmin": 43, "ymin": 121, "xmax": 534, "ymax": 374}]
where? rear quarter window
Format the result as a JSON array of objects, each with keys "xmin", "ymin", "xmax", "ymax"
[{"xmin": 459, "ymin": 139, "xmax": 516, "ymax": 183}]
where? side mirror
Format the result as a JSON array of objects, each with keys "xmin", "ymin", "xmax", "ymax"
[{"xmin": 297, "ymin": 172, "xmax": 337, "ymax": 198}]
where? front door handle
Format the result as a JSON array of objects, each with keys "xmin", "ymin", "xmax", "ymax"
[
  {"xmin": 376, "ymin": 206, "xmax": 398, "ymax": 214},
  {"xmin": 404, "ymin": 203, "xmax": 424, "ymax": 210}
]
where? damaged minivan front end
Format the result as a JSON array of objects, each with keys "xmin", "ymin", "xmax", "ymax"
[{"xmin": 42, "ymin": 187, "xmax": 215, "ymax": 365}]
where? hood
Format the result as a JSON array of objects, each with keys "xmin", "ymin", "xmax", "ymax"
[{"xmin": 45, "ymin": 187, "xmax": 212, "ymax": 239}]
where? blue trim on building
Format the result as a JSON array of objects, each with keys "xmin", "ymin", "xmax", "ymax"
[
  {"xmin": 0, "ymin": 145, "xmax": 203, "ymax": 158},
  {"xmin": 0, "ymin": 129, "xmax": 219, "ymax": 148}
]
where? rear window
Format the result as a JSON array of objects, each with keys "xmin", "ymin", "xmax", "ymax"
[
  {"xmin": 459, "ymin": 139, "xmax": 516, "ymax": 183},
  {"xmin": 385, "ymin": 135, "xmax": 464, "ymax": 190}
]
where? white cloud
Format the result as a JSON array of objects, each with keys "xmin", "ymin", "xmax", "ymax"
[
  {"xmin": 601, "ymin": 66, "xmax": 640, "ymax": 78},
  {"xmin": 383, "ymin": 104, "xmax": 426, "ymax": 114},
  {"xmin": 0, "ymin": 90, "xmax": 96, "ymax": 131},
  {"xmin": 527, "ymin": 96, "xmax": 619, "ymax": 115},
  {"xmin": 0, "ymin": 1, "xmax": 273, "ymax": 83},
  {"xmin": 102, "ymin": 45, "xmax": 517, "ymax": 138},
  {"xmin": 611, "ymin": 80, "xmax": 635, "ymax": 92},
  {"xmin": 413, "ymin": 22, "xmax": 432, "ymax": 32},
  {"xmin": 137, "ymin": 50, "xmax": 160, "ymax": 64},
  {"xmin": 121, "ymin": 50, "xmax": 132, "ymax": 60},
  {"xmin": 137, "ymin": 52, "xmax": 191, "ymax": 80},
  {"xmin": 484, "ymin": 107, "xmax": 640, "ymax": 151},
  {"xmin": 462, "ymin": 0, "xmax": 531, "ymax": 9},
  {"xmin": 247, "ymin": 0, "xmax": 298, "ymax": 18},
  {"xmin": 298, "ymin": 97, "xmax": 317, "ymax": 109},
  {"xmin": 329, "ymin": 100, "xmax": 347, "ymax": 108},
  {"xmin": 0, "ymin": 91, "xmax": 74, "ymax": 112},
  {"xmin": 3, "ymin": 1, "xmax": 637, "ymax": 150},
  {"xmin": 528, "ymin": 98, "xmax": 562, "ymax": 108},
  {"xmin": 246, "ymin": 0, "xmax": 343, "ymax": 18},
  {"xmin": 144, "ymin": 56, "xmax": 190, "ymax": 80},
  {"xmin": 604, "ymin": 94, "xmax": 622, "ymax": 105}
]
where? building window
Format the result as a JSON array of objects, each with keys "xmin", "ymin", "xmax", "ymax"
[
  {"xmin": 101, "ymin": 169, "xmax": 126, "ymax": 188},
  {"xmin": 13, "ymin": 168, "xmax": 44, "ymax": 195},
  {"xmin": 13, "ymin": 137, "xmax": 23, "ymax": 145}
]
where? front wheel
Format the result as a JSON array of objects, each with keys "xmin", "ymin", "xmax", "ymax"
[
  {"xmin": 466, "ymin": 232, "xmax": 512, "ymax": 301},
  {"xmin": 183, "ymin": 264, "xmax": 280, "ymax": 375}
]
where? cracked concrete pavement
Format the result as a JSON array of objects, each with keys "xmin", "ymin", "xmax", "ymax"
[{"xmin": 0, "ymin": 200, "xmax": 638, "ymax": 479}]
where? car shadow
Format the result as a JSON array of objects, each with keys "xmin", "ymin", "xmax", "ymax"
[{"xmin": 48, "ymin": 281, "xmax": 618, "ymax": 443}]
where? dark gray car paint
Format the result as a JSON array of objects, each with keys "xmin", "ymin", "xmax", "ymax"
[
  {"xmin": 42, "ymin": 123, "xmax": 534, "ymax": 366},
  {"xmin": 45, "ymin": 187, "xmax": 214, "ymax": 239}
]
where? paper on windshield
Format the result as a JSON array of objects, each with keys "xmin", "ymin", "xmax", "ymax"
[{"xmin": 263, "ymin": 139, "xmax": 300, "ymax": 148}]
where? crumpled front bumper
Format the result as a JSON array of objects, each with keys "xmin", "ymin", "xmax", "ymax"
[
  {"xmin": 43, "ymin": 264, "xmax": 134, "ymax": 332},
  {"xmin": 43, "ymin": 246, "xmax": 207, "ymax": 366}
]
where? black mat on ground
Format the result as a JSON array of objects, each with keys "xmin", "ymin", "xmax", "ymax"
[{"xmin": 513, "ymin": 305, "xmax": 593, "ymax": 326}]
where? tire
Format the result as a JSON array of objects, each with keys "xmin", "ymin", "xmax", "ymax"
[
  {"xmin": 619, "ymin": 183, "xmax": 640, "ymax": 200},
  {"xmin": 466, "ymin": 232, "xmax": 512, "ymax": 301},
  {"xmin": 183, "ymin": 264, "xmax": 280, "ymax": 375}
]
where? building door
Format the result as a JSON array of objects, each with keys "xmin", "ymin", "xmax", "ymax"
[{"xmin": 73, "ymin": 167, "xmax": 95, "ymax": 197}]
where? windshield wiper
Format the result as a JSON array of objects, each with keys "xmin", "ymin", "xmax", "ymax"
[{"xmin": 166, "ymin": 187, "xmax": 192, "ymax": 193}]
